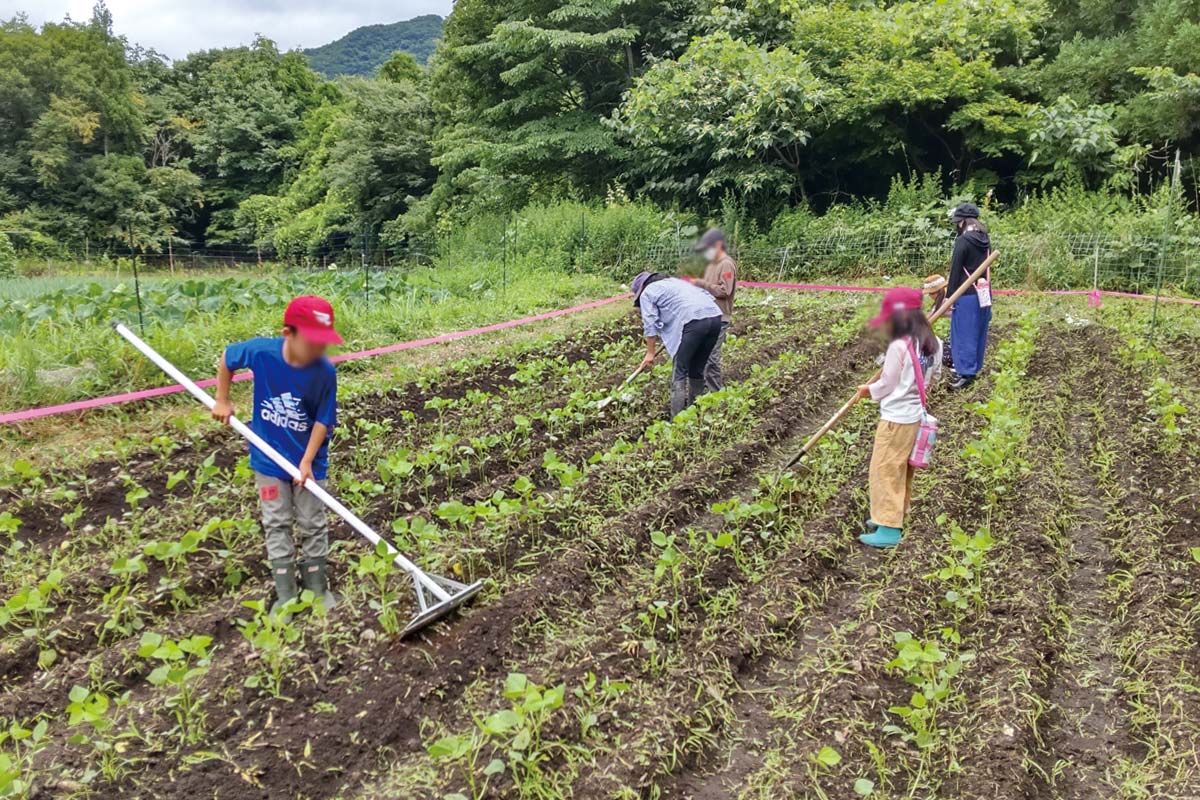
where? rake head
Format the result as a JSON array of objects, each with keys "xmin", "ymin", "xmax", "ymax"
[{"xmin": 401, "ymin": 576, "xmax": 485, "ymax": 638}]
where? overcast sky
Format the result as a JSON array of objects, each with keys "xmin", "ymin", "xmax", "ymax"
[{"xmin": 0, "ymin": 0, "xmax": 453, "ymax": 59}]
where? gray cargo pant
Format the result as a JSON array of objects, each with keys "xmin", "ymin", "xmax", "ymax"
[
  {"xmin": 704, "ymin": 322, "xmax": 729, "ymax": 392},
  {"xmin": 255, "ymin": 472, "xmax": 330, "ymax": 562}
]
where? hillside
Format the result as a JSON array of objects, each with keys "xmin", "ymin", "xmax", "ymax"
[{"xmin": 302, "ymin": 14, "xmax": 442, "ymax": 77}]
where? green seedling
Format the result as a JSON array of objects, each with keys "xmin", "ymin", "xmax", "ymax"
[
  {"xmin": 165, "ymin": 469, "xmax": 188, "ymax": 491},
  {"xmin": 0, "ymin": 718, "xmax": 50, "ymax": 800},
  {"xmin": 136, "ymin": 632, "xmax": 213, "ymax": 744},
  {"xmin": 0, "ymin": 569, "xmax": 65, "ymax": 669},
  {"xmin": 123, "ymin": 478, "xmax": 150, "ymax": 511},
  {"xmin": 572, "ymin": 672, "xmax": 629, "ymax": 740},
  {"xmin": 541, "ymin": 450, "xmax": 584, "ymax": 491},
  {"xmin": 0, "ymin": 512, "xmax": 20, "ymax": 540},
  {"xmin": 1144, "ymin": 376, "xmax": 1187, "ymax": 449},
  {"xmin": 240, "ymin": 594, "xmax": 313, "ymax": 698},
  {"xmin": 144, "ymin": 529, "xmax": 209, "ymax": 608},
  {"xmin": 191, "ymin": 453, "xmax": 221, "ymax": 497},
  {"xmin": 60, "ymin": 503, "xmax": 84, "ymax": 532},
  {"xmin": 353, "ymin": 541, "xmax": 401, "ymax": 635},
  {"xmin": 0, "ymin": 460, "xmax": 45, "ymax": 493},
  {"xmin": 884, "ymin": 632, "xmax": 973, "ymax": 751},
  {"xmin": 927, "ymin": 517, "xmax": 995, "ymax": 613},
  {"xmin": 98, "ymin": 555, "xmax": 149, "ymax": 643},
  {"xmin": 66, "ymin": 685, "xmax": 130, "ymax": 782}
]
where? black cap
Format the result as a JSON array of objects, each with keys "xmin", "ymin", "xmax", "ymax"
[
  {"xmin": 694, "ymin": 228, "xmax": 726, "ymax": 252},
  {"xmin": 950, "ymin": 202, "xmax": 980, "ymax": 222}
]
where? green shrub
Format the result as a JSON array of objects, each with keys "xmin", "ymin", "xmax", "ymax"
[{"xmin": 0, "ymin": 234, "xmax": 16, "ymax": 277}]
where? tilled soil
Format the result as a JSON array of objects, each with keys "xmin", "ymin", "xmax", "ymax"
[{"xmin": 6, "ymin": 301, "xmax": 1199, "ymax": 800}]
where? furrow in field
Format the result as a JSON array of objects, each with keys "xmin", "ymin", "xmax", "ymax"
[
  {"xmin": 0, "ymin": 299, "xmax": 840, "ymax": 700},
  {"xmin": 119, "ymin": 324, "xmax": 881, "ymax": 800},
  {"xmin": 1027, "ymin": 324, "xmax": 1141, "ymax": 800},
  {"xmin": 652, "ymin": 330, "xmax": 1014, "ymax": 799}
]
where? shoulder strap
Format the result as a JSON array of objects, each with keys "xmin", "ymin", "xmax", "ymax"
[
  {"xmin": 906, "ymin": 337, "xmax": 927, "ymax": 409},
  {"xmin": 963, "ymin": 241, "xmax": 993, "ymax": 285}
]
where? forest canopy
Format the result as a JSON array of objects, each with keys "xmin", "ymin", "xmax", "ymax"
[
  {"xmin": 302, "ymin": 14, "xmax": 443, "ymax": 77},
  {"xmin": 1, "ymin": 0, "xmax": 1198, "ymax": 258}
]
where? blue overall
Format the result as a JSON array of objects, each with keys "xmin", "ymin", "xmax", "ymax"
[{"xmin": 949, "ymin": 294, "xmax": 991, "ymax": 377}]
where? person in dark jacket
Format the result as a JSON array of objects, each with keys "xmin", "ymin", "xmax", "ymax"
[
  {"xmin": 631, "ymin": 271, "xmax": 724, "ymax": 418},
  {"xmin": 945, "ymin": 203, "xmax": 992, "ymax": 390}
]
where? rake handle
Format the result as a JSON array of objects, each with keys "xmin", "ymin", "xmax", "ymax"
[{"xmin": 788, "ymin": 251, "xmax": 1000, "ymax": 466}]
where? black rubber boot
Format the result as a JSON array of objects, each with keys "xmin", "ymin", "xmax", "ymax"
[
  {"xmin": 670, "ymin": 378, "xmax": 689, "ymax": 418},
  {"xmin": 688, "ymin": 378, "xmax": 706, "ymax": 405},
  {"xmin": 269, "ymin": 559, "xmax": 299, "ymax": 616},
  {"xmin": 299, "ymin": 557, "xmax": 337, "ymax": 610}
]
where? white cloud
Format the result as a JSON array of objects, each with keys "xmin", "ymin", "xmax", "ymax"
[{"xmin": 0, "ymin": 0, "xmax": 451, "ymax": 60}]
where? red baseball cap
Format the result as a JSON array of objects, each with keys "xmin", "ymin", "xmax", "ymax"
[
  {"xmin": 867, "ymin": 287, "xmax": 924, "ymax": 327},
  {"xmin": 284, "ymin": 295, "xmax": 343, "ymax": 345}
]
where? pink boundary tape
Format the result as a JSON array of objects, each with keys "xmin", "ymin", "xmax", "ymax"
[
  {"xmin": 0, "ymin": 293, "xmax": 632, "ymax": 426},
  {"xmin": 742, "ymin": 280, "xmax": 1200, "ymax": 306},
  {"xmin": 5, "ymin": 281, "xmax": 1197, "ymax": 425}
]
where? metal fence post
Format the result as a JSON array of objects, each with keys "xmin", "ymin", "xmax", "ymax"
[
  {"xmin": 1150, "ymin": 149, "xmax": 1181, "ymax": 343},
  {"xmin": 128, "ymin": 232, "xmax": 145, "ymax": 336}
]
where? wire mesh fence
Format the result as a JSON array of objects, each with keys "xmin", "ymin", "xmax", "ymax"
[
  {"xmin": 620, "ymin": 228, "xmax": 1200, "ymax": 297},
  {"xmin": 27, "ymin": 225, "xmax": 1200, "ymax": 298}
]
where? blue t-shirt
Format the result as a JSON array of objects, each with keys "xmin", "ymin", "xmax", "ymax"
[{"xmin": 224, "ymin": 338, "xmax": 338, "ymax": 480}]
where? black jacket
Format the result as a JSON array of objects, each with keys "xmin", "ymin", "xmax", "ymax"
[{"xmin": 947, "ymin": 228, "xmax": 991, "ymax": 297}]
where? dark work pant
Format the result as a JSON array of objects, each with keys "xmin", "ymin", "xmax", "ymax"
[
  {"xmin": 704, "ymin": 321, "xmax": 729, "ymax": 392},
  {"xmin": 673, "ymin": 316, "xmax": 723, "ymax": 381}
]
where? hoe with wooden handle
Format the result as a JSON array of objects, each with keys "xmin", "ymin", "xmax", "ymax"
[
  {"xmin": 781, "ymin": 250, "xmax": 1001, "ymax": 474},
  {"xmin": 113, "ymin": 322, "xmax": 482, "ymax": 638},
  {"xmin": 596, "ymin": 345, "xmax": 662, "ymax": 410}
]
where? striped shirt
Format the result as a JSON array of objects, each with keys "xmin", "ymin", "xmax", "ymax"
[{"xmin": 639, "ymin": 278, "xmax": 723, "ymax": 357}]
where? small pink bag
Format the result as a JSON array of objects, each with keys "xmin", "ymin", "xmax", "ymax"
[{"xmin": 906, "ymin": 338, "xmax": 938, "ymax": 469}]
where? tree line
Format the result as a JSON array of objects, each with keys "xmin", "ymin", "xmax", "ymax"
[{"xmin": 2, "ymin": 0, "xmax": 1198, "ymax": 260}]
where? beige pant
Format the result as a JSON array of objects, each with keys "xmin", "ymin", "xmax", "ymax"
[
  {"xmin": 869, "ymin": 420, "xmax": 920, "ymax": 529},
  {"xmin": 255, "ymin": 472, "xmax": 329, "ymax": 562}
]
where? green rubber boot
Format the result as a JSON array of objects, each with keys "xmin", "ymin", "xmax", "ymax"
[
  {"xmin": 299, "ymin": 557, "xmax": 337, "ymax": 611},
  {"xmin": 859, "ymin": 525, "xmax": 902, "ymax": 549},
  {"xmin": 269, "ymin": 559, "xmax": 299, "ymax": 616}
]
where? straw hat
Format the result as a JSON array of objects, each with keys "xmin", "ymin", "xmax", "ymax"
[{"xmin": 922, "ymin": 274, "xmax": 947, "ymax": 296}]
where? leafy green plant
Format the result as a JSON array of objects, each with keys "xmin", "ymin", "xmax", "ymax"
[
  {"xmin": 66, "ymin": 685, "xmax": 130, "ymax": 782},
  {"xmin": 353, "ymin": 541, "xmax": 402, "ymax": 635},
  {"xmin": 0, "ymin": 460, "xmax": 44, "ymax": 494},
  {"xmin": 541, "ymin": 450, "xmax": 584, "ymax": 492},
  {"xmin": 123, "ymin": 478, "xmax": 150, "ymax": 511},
  {"xmin": 0, "ymin": 569, "xmax": 65, "ymax": 668},
  {"xmin": 191, "ymin": 454, "xmax": 221, "ymax": 497},
  {"xmin": 143, "ymin": 529, "xmax": 209, "ymax": 608},
  {"xmin": 572, "ymin": 672, "xmax": 629, "ymax": 740},
  {"xmin": 427, "ymin": 672, "xmax": 569, "ymax": 800},
  {"xmin": 927, "ymin": 517, "xmax": 995, "ymax": 614},
  {"xmin": 884, "ymin": 632, "xmax": 973, "ymax": 750},
  {"xmin": 240, "ymin": 595, "xmax": 313, "ymax": 698},
  {"xmin": 98, "ymin": 555, "xmax": 149, "ymax": 643},
  {"xmin": 136, "ymin": 632, "xmax": 213, "ymax": 743},
  {"xmin": 1144, "ymin": 376, "xmax": 1187, "ymax": 448},
  {"xmin": 0, "ymin": 512, "xmax": 20, "ymax": 540},
  {"xmin": 0, "ymin": 718, "xmax": 50, "ymax": 800}
]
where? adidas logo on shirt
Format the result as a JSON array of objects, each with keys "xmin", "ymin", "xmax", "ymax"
[{"xmin": 260, "ymin": 392, "xmax": 310, "ymax": 433}]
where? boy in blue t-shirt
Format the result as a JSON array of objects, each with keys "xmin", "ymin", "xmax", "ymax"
[{"xmin": 212, "ymin": 295, "xmax": 342, "ymax": 613}]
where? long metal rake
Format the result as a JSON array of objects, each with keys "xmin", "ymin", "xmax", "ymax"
[{"xmin": 113, "ymin": 322, "xmax": 482, "ymax": 638}]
